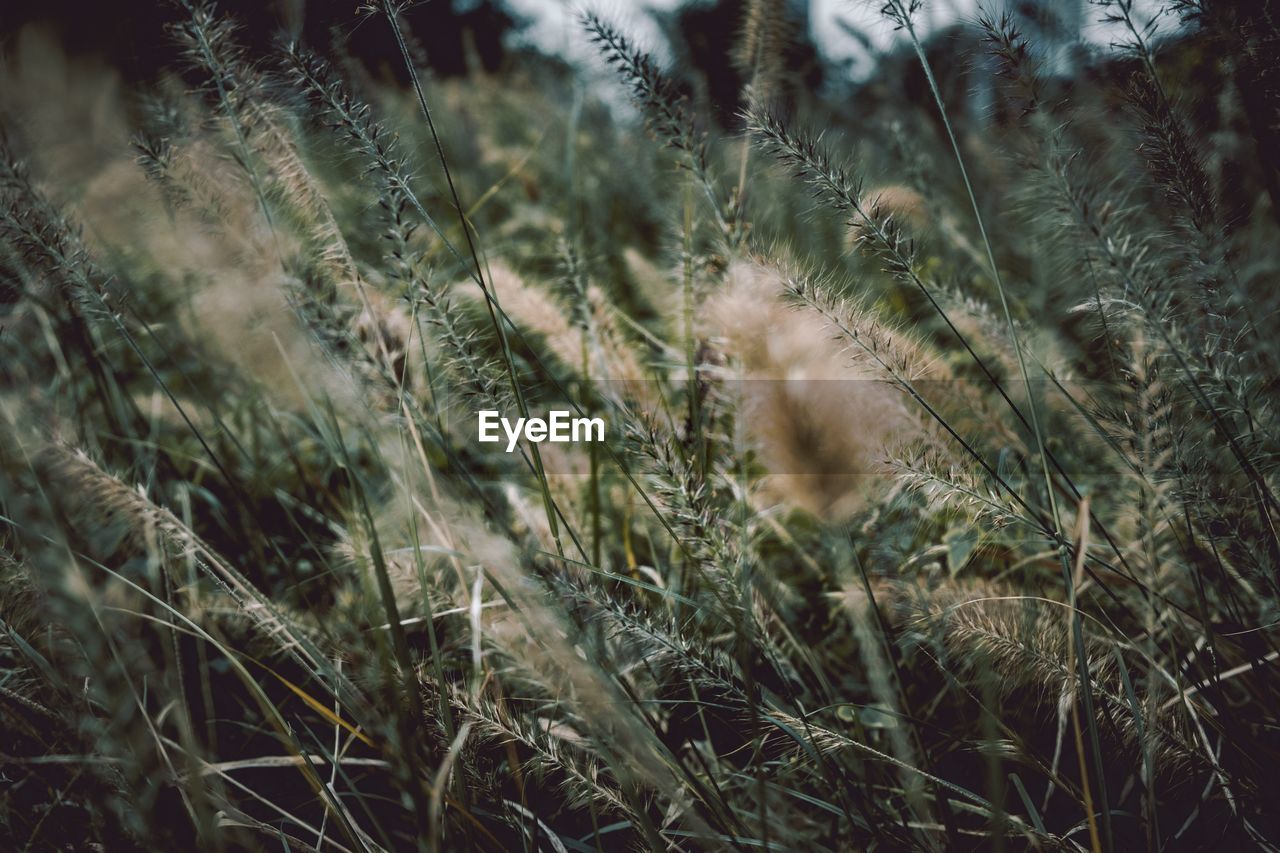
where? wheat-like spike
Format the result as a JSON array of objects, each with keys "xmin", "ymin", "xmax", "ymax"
[
  {"xmin": 1043, "ymin": 136, "xmax": 1280, "ymax": 536},
  {"xmin": 452, "ymin": 689, "xmax": 638, "ymax": 821},
  {"xmin": 625, "ymin": 413, "xmax": 744, "ymax": 611},
  {"xmin": 735, "ymin": 0, "xmax": 788, "ymax": 105},
  {"xmin": 911, "ymin": 588, "xmax": 1207, "ymax": 778},
  {"xmin": 582, "ymin": 13, "xmax": 708, "ymax": 178},
  {"xmin": 583, "ymin": 13, "xmax": 740, "ymax": 240},
  {"xmin": 976, "ymin": 10, "xmax": 1046, "ymax": 116},
  {"xmin": 891, "ymin": 444, "xmax": 1033, "ymax": 531},
  {"xmin": 30, "ymin": 444, "xmax": 362, "ymax": 708}
]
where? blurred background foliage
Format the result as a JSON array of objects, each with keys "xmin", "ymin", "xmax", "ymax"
[{"xmin": 3, "ymin": 0, "xmax": 1280, "ymax": 849}]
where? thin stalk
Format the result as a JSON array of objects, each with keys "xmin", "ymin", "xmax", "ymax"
[
  {"xmin": 378, "ymin": 1, "xmax": 566, "ymax": 559},
  {"xmin": 884, "ymin": 3, "xmax": 1111, "ymax": 845}
]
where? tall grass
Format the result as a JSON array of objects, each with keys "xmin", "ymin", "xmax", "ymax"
[{"xmin": 2, "ymin": 1, "xmax": 1279, "ymax": 849}]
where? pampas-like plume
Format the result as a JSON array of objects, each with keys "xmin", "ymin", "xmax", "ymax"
[{"xmin": 701, "ymin": 259, "xmax": 922, "ymax": 517}]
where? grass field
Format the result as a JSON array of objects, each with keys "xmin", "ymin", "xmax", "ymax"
[{"xmin": 2, "ymin": 1, "xmax": 1280, "ymax": 849}]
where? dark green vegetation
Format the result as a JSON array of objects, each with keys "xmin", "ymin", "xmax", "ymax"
[{"xmin": 2, "ymin": 0, "xmax": 1280, "ymax": 849}]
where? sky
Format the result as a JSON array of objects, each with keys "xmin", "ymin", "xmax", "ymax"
[{"xmin": 502, "ymin": 0, "xmax": 1182, "ymax": 81}]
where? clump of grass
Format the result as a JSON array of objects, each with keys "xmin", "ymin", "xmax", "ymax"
[{"xmin": 3, "ymin": 1, "xmax": 1280, "ymax": 850}]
